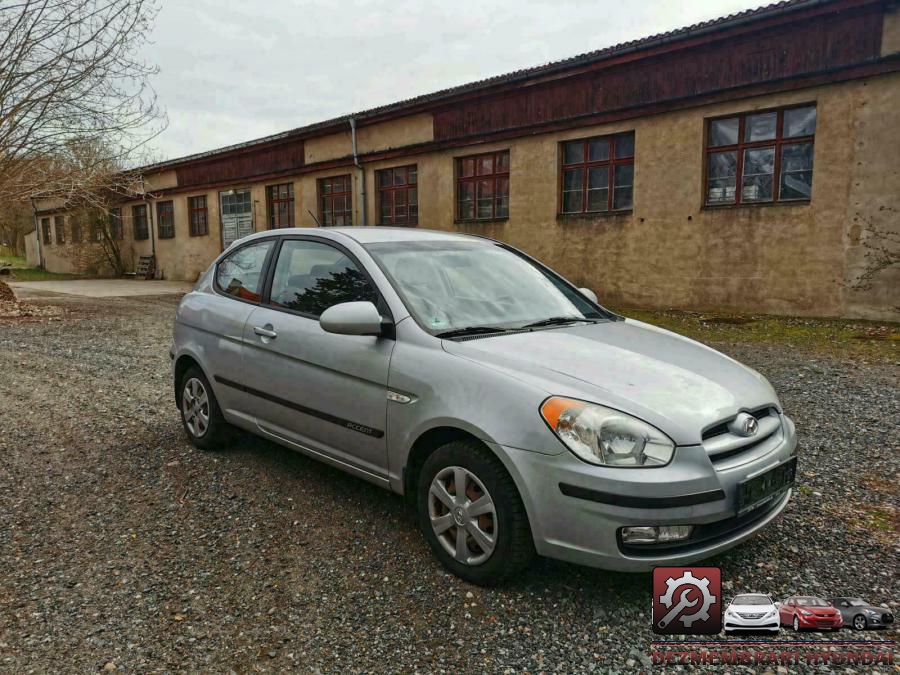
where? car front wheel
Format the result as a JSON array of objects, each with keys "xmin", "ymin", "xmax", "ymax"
[
  {"xmin": 417, "ymin": 439, "xmax": 534, "ymax": 586},
  {"xmin": 853, "ymin": 615, "xmax": 867, "ymax": 631},
  {"xmin": 793, "ymin": 615, "xmax": 800, "ymax": 632}
]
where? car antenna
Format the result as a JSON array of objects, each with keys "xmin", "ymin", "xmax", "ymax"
[{"xmin": 307, "ymin": 209, "xmax": 323, "ymax": 227}]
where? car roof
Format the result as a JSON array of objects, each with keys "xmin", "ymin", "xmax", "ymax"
[{"xmin": 238, "ymin": 226, "xmax": 484, "ymax": 245}]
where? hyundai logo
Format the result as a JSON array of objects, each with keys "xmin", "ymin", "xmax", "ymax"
[{"xmin": 728, "ymin": 412, "xmax": 759, "ymax": 437}]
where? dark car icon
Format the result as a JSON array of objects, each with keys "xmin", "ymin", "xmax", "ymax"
[
  {"xmin": 777, "ymin": 596, "xmax": 842, "ymax": 631},
  {"xmin": 828, "ymin": 597, "xmax": 895, "ymax": 631}
]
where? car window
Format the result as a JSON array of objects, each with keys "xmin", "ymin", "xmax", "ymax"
[
  {"xmin": 216, "ymin": 239, "xmax": 274, "ymax": 302},
  {"xmin": 733, "ymin": 595, "xmax": 771, "ymax": 605},
  {"xmin": 268, "ymin": 239, "xmax": 378, "ymax": 316},
  {"xmin": 796, "ymin": 597, "xmax": 828, "ymax": 607}
]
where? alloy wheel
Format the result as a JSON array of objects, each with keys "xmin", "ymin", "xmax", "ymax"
[
  {"xmin": 182, "ymin": 377, "xmax": 210, "ymax": 438},
  {"xmin": 793, "ymin": 616, "xmax": 800, "ymax": 632},
  {"xmin": 854, "ymin": 615, "xmax": 866, "ymax": 630},
  {"xmin": 428, "ymin": 466, "xmax": 497, "ymax": 565}
]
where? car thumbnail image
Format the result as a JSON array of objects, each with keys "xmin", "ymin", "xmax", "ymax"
[
  {"xmin": 828, "ymin": 597, "xmax": 895, "ymax": 631},
  {"xmin": 777, "ymin": 596, "xmax": 843, "ymax": 631},
  {"xmin": 723, "ymin": 594, "xmax": 780, "ymax": 633}
]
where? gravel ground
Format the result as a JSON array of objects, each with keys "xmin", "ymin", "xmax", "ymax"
[{"xmin": 0, "ymin": 291, "xmax": 897, "ymax": 674}]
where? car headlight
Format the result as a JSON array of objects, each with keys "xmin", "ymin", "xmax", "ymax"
[
  {"xmin": 799, "ymin": 609, "xmax": 813, "ymax": 616},
  {"xmin": 765, "ymin": 609, "xmax": 776, "ymax": 619},
  {"xmin": 540, "ymin": 397, "xmax": 675, "ymax": 467},
  {"xmin": 865, "ymin": 609, "xmax": 878, "ymax": 616}
]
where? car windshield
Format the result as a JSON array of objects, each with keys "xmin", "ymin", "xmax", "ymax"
[
  {"xmin": 847, "ymin": 599, "xmax": 866, "ymax": 607},
  {"xmin": 733, "ymin": 595, "xmax": 771, "ymax": 605},
  {"xmin": 796, "ymin": 597, "xmax": 829, "ymax": 607},
  {"xmin": 365, "ymin": 239, "xmax": 605, "ymax": 334}
]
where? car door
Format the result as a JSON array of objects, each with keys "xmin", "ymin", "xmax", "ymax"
[
  {"xmin": 779, "ymin": 598, "xmax": 793, "ymax": 624},
  {"xmin": 193, "ymin": 237, "xmax": 277, "ymax": 421},
  {"xmin": 239, "ymin": 236, "xmax": 394, "ymax": 483}
]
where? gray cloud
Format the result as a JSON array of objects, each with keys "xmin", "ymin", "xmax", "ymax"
[{"xmin": 142, "ymin": 0, "xmax": 762, "ymax": 160}]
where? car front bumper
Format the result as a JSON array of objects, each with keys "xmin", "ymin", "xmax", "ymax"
[
  {"xmin": 724, "ymin": 612, "xmax": 780, "ymax": 631},
  {"xmin": 797, "ymin": 613, "xmax": 843, "ymax": 629},
  {"xmin": 494, "ymin": 415, "xmax": 797, "ymax": 572}
]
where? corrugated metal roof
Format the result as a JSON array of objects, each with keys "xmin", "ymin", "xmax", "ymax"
[{"xmin": 139, "ymin": 0, "xmax": 827, "ymax": 173}]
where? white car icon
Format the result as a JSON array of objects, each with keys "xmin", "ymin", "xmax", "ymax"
[{"xmin": 724, "ymin": 594, "xmax": 780, "ymax": 633}]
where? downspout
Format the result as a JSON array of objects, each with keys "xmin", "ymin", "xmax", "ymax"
[
  {"xmin": 349, "ymin": 117, "xmax": 366, "ymax": 226},
  {"xmin": 29, "ymin": 197, "xmax": 43, "ymax": 269},
  {"xmin": 140, "ymin": 174, "xmax": 157, "ymax": 268}
]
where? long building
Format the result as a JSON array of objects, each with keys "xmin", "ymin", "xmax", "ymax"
[{"xmin": 32, "ymin": 0, "xmax": 900, "ymax": 320}]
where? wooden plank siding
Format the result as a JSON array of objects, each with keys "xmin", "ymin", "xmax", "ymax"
[
  {"xmin": 432, "ymin": 6, "xmax": 884, "ymax": 141},
  {"xmin": 175, "ymin": 138, "xmax": 305, "ymax": 189}
]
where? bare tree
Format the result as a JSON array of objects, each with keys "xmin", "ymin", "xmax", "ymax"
[
  {"xmin": 0, "ymin": 197, "xmax": 31, "ymax": 253},
  {"xmin": 847, "ymin": 208, "xmax": 900, "ymax": 292},
  {"xmin": 0, "ymin": 0, "xmax": 165, "ymax": 203}
]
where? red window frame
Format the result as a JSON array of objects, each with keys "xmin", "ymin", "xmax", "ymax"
[
  {"xmin": 109, "ymin": 208, "xmax": 123, "ymax": 240},
  {"xmin": 266, "ymin": 183, "xmax": 294, "ymax": 229},
  {"xmin": 41, "ymin": 218, "xmax": 51, "ymax": 244},
  {"xmin": 560, "ymin": 132, "xmax": 634, "ymax": 214},
  {"xmin": 71, "ymin": 216, "xmax": 83, "ymax": 243},
  {"xmin": 318, "ymin": 175, "xmax": 352, "ymax": 226},
  {"xmin": 456, "ymin": 150, "xmax": 510, "ymax": 222},
  {"xmin": 54, "ymin": 215, "xmax": 65, "ymax": 244},
  {"xmin": 704, "ymin": 104, "xmax": 816, "ymax": 207},
  {"xmin": 188, "ymin": 195, "xmax": 208, "ymax": 236},
  {"xmin": 377, "ymin": 165, "xmax": 417, "ymax": 226},
  {"xmin": 157, "ymin": 200, "xmax": 175, "ymax": 239},
  {"xmin": 132, "ymin": 204, "xmax": 148, "ymax": 240}
]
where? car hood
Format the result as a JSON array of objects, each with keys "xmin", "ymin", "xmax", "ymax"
[
  {"xmin": 800, "ymin": 606, "xmax": 839, "ymax": 615},
  {"xmin": 442, "ymin": 318, "xmax": 781, "ymax": 446},
  {"xmin": 730, "ymin": 604, "xmax": 776, "ymax": 613}
]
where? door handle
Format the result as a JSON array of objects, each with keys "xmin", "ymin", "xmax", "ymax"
[{"xmin": 253, "ymin": 325, "xmax": 277, "ymax": 339}]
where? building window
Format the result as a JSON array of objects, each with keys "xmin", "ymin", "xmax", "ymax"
[
  {"xmin": 71, "ymin": 216, "xmax": 82, "ymax": 243},
  {"xmin": 266, "ymin": 183, "xmax": 294, "ymax": 229},
  {"xmin": 90, "ymin": 220, "xmax": 102, "ymax": 242},
  {"xmin": 318, "ymin": 175, "xmax": 352, "ymax": 226},
  {"xmin": 157, "ymin": 200, "xmax": 175, "ymax": 239},
  {"xmin": 377, "ymin": 165, "xmax": 417, "ymax": 226},
  {"xmin": 132, "ymin": 204, "xmax": 148, "ymax": 240},
  {"xmin": 41, "ymin": 218, "xmax": 51, "ymax": 244},
  {"xmin": 705, "ymin": 104, "xmax": 816, "ymax": 206},
  {"xmin": 457, "ymin": 150, "xmax": 509, "ymax": 221},
  {"xmin": 188, "ymin": 195, "xmax": 208, "ymax": 236},
  {"xmin": 561, "ymin": 131, "xmax": 634, "ymax": 214},
  {"xmin": 54, "ymin": 216, "xmax": 65, "ymax": 244},
  {"xmin": 109, "ymin": 208, "xmax": 123, "ymax": 240}
]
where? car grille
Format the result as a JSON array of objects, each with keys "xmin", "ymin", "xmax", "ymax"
[
  {"xmin": 814, "ymin": 617, "xmax": 838, "ymax": 626},
  {"xmin": 737, "ymin": 612, "xmax": 765, "ymax": 619},
  {"xmin": 880, "ymin": 612, "xmax": 894, "ymax": 623},
  {"xmin": 702, "ymin": 407, "xmax": 782, "ymax": 468}
]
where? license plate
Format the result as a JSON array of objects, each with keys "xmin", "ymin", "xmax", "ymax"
[{"xmin": 736, "ymin": 456, "xmax": 797, "ymax": 516}]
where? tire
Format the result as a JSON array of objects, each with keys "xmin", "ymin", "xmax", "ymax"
[
  {"xmin": 852, "ymin": 614, "xmax": 867, "ymax": 631},
  {"xmin": 793, "ymin": 615, "xmax": 800, "ymax": 632},
  {"xmin": 178, "ymin": 366, "xmax": 229, "ymax": 450},
  {"xmin": 417, "ymin": 439, "xmax": 534, "ymax": 586}
]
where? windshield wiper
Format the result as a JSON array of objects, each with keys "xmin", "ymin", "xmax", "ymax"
[
  {"xmin": 520, "ymin": 316, "xmax": 598, "ymax": 329},
  {"xmin": 435, "ymin": 325, "xmax": 511, "ymax": 339}
]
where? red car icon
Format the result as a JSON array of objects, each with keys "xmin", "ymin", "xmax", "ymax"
[{"xmin": 777, "ymin": 596, "xmax": 843, "ymax": 631}]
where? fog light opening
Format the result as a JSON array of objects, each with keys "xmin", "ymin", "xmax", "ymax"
[{"xmin": 621, "ymin": 525, "xmax": 693, "ymax": 544}]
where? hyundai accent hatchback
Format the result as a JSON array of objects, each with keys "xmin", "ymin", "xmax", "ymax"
[{"xmin": 171, "ymin": 227, "xmax": 797, "ymax": 585}]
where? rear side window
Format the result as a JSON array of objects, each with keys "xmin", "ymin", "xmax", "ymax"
[
  {"xmin": 216, "ymin": 240, "xmax": 274, "ymax": 302},
  {"xmin": 268, "ymin": 239, "xmax": 377, "ymax": 316}
]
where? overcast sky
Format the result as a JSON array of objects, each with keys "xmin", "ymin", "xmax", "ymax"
[{"xmin": 141, "ymin": 0, "xmax": 764, "ymax": 161}]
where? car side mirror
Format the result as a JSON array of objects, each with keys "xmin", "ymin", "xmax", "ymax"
[
  {"xmin": 774, "ymin": 602, "xmax": 781, "ymax": 607},
  {"xmin": 578, "ymin": 287, "xmax": 598, "ymax": 303},
  {"xmin": 319, "ymin": 301, "xmax": 387, "ymax": 336}
]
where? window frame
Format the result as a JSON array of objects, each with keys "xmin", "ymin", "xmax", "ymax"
[
  {"xmin": 703, "ymin": 103, "xmax": 816, "ymax": 208},
  {"xmin": 317, "ymin": 174, "xmax": 353, "ymax": 227},
  {"xmin": 132, "ymin": 204, "xmax": 149, "ymax": 240},
  {"xmin": 188, "ymin": 195, "xmax": 209, "ymax": 236},
  {"xmin": 41, "ymin": 218, "xmax": 51, "ymax": 245},
  {"xmin": 70, "ymin": 216, "xmax": 83, "ymax": 243},
  {"xmin": 54, "ymin": 215, "xmax": 65, "ymax": 244},
  {"xmin": 559, "ymin": 131, "xmax": 635, "ymax": 215},
  {"xmin": 260, "ymin": 235, "xmax": 390, "ymax": 324},
  {"xmin": 212, "ymin": 236, "xmax": 279, "ymax": 307},
  {"xmin": 266, "ymin": 182, "xmax": 295, "ymax": 229},
  {"xmin": 109, "ymin": 207, "xmax": 123, "ymax": 240},
  {"xmin": 376, "ymin": 164, "xmax": 418, "ymax": 226},
  {"xmin": 455, "ymin": 150, "xmax": 510, "ymax": 223},
  {"xmin": 156, "ymin": 200, "xmax": 175, "ymax": 239}
]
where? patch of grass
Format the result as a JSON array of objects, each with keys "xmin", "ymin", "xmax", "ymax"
[
  {"xmin": 1, "ymin": 265, "xmax": 81, "ymax": 281},
  {"xmin": 0, "ymin": 253, "xmax": 27, "ymax": 267},
  {"xmin": 613, "ymin": 306, "xmax": 898, "ymax": 361}
]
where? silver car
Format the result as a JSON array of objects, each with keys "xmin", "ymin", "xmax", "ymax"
[{"xmin": 171, "ymin": 227, "xmax": 797, "ymax": 585}]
